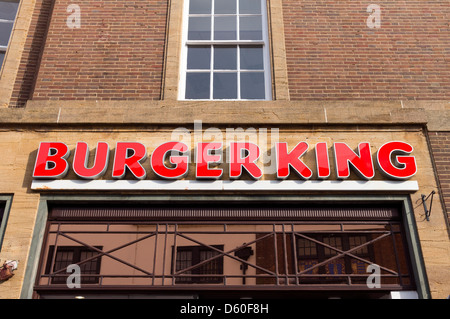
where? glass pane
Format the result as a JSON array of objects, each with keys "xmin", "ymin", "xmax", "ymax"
[
  {"xmin": 0, "ymin": 21, "xmax": 14, "ymax": 46},
  {"xmin": 349, "ymin": 235, "xmax": 369, "ymax": 255},
  {"xmin": 240, "ymin": 45, "xmax": 263, "ymax": 70},
  {"xmin": 213, "ymin": 72, "xmax": 237, "ymax": 99},
  {"xmin": 189, "ymin": 0, "xmax": 212, "ymax": 14},
  {"xmin": 187, "ymin": 46, "xmax": 211, "ymax": 70},
  {"xmin": 188, "ymin": 17, "xmax": 211, "ymax": 40},
  {"xmin": 214, "ymin": 46, "xmax": 236, "ymax": 70},
  {"xmin": 323, "ymin": 236, "xmax": 342, "ymax": 256},
  {"xmin": 325, "ymin": 258, "xmax": 346, "ymax": 275},
  {"xmin": 214, "ymin": 16, "xmax": 236, "ymax": 40},
  {"xmin": 186, "ymin": 73, "xmax": 210, "ymax": 99},
  {"xmin": 199, "ymin": 250, "xmax": 222, "ymax": 282},
  {"xmin": 239, "ymin": 0, "xmax": 261, "ymax": 14},
  {"xmin": 214, "ymin": 0, "xmax": 236, "ymax": 14},
  {"xmin": 0, "ymin": 1, "xmax": 19, "ymax": 20},
  {"xmin": 239, "ymin": 16, "xmax": 262, "ymax": 40},
  {"xmin": 297, "ymin": 238, "xmax": 317, "ymax": 256},
  {"xmin": 176, "ymin": 250, "xmax": 193, "ymax": 272},
  {"xmin": 0, "ymin": 52, "xmax": 4, "ymax": 68},
  {"xmin": 176, "ymin": 250, "xmax": 193, "ymax": 282},
  {"xmin": 240, "ymin": 72, "xmax": 265, "ymax": 99}
]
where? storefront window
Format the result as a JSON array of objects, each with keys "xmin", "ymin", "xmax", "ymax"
[{"xmin": 34, "ymin": 205, "xmax": 416, "ymax": 298}]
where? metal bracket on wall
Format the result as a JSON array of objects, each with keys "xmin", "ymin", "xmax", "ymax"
[{"xmin": 420, "ymin": 190, "xmax": 436, "ymax": 221}]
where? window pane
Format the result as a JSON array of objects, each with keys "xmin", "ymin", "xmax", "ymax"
[
  {"xmin": 240, "ymin": 72, "xmax": 265, "ymax": 99},
  {"xmin": 323, "ymin": 236, "xmax": 342, "ymax": 256},
  {"xmin": 239, "ymin": 0, "xmax": 261, "ymax": 14},
  {"xmin": 199, "ymin": 249, "xmax": 222, "ymax": 282},
  {"xmin": 297, "ymin": 238, "xmax": 317, "ymax": 256},
  {"xmin": 186, "ymin": 73, "xmax": 210, "ymax": 99},
  {"xmin": 80, "ymin": 250, "xmax": 101, "ymax": 283},
  {"xmin": 189, "ymin": 0, "xmax": 212, "ymax": 14},
  {"xmin": 239, "ymin": 16, "xmax": 262, "ymax": 40},
  {"xmin": 0, "ymin": 21, "xmax": 14, "ymax": 46},
  {"xmin": 176, "ymin": 250, "xmax": 193, "ymax": 278},
  {"xmin": 214, "ymin": 0, "xmax": 236, "ymax": 14},
  {"xmin": 214, "ymin": 16, "xmax": 236, "ymax": 40},
  {"xmin": 240, "ymin": 45, "xmax": 263, "ymax": 70},
  {"xmin": 0, "ymin": 1, "xmax": 19, "ymax": 20},
  {"xmin": 349, "ymin": 235, "xmax": 369, "ymax": 255},
  {"xmin": 187, "ymin": 46, "xmax": 211, "ymax": 70},
  {"xmin": 213, "ymin": 72, "xmax": 237, "ymax": 99},
  {"xmin": 214, "ymin": 46, "xmax": 236, "ymax": 70},
  {"xmin": 188, "ymin": 17, "xmax": 211, "ymax": 40}
]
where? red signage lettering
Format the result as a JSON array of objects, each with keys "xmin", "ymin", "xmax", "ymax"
[
  {"xmin": 112, "ymin": 142, "xmax": 147, "ymax": 179},
  {"xmin": 276, "ymin": 142, "xmax": 312, "ymax": 179},
  {"xmin": 334, "ymin": 142, "xmax": 375, "ymax": 180},
  {"xmin": 73, "ymin": 142, "xmax": 109, "ymax": 179},
  {"xmin": 376, "ymin": 141, "xmax": 417, "ymax": 180},
  {"xmin": 196, "ymin": 142, "xmax": 223, "ymax": 179},
  {"xmin": 33, "ymin": 142, "xmax": 70, "ymax": 179},
  {"xmin": 32, "ymin": 140, "xmax": 417, "ymax": 181},
  {"xmin": 229, "ymin": 142, "xmax": 263, "ymax": 180},
  {"xmin": 315, "ymin": 142, "xmax": 330, "ymax": 179},
  {"xmin": 150, "ymin": 142, "xmax": 189, "ymax": 179}
]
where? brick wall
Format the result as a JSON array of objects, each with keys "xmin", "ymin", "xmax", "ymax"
[
  {"xmin": 428, "ymin": 132, "xmax": 450, "ymax": 225},
  {"xmin": 9, "ymin": 0, "xmax": 53, "ymax": 108},
  {"xmin": 283, "ymin": 0, "xmax": 449, "ymax": 100},
  {"xmin": 10, "ymin": 1, "xmax": 449, "ymax": 105},
  {"xmin": 29, "ymin": 0, "xmax": 167, "ymax": 102}
]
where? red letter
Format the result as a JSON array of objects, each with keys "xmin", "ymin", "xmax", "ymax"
[
  {"xmin": 33, "ymin": 142, "xmax": 70, "ymax": 179},
  {"xmin": 112, "ymin": 142, "xmax": 147, "ymax": 179},
  {"xmin": 334, "ymin": 142, "xmax": 375, "ymax": 179},
  {"xmin": 229, "ymin": 142, "xmax": 262, "ymax": 179},
  {"xmin": 151, "ymin": 142, "xmax": 189, "ymax": 179},
  {"xmin": 276, "ymin": 142, "xmax": 312, "ymax": 179},
  {"xmin": 377, "ymin": 141, "xmax": 417, "ymax": 179},
  {"xmin": 315, "ymin": 142, "xmax": 330, "ymax": 179},
  {"xmin": 196, "ymin": 142, "xmax": 223, "ymax": 179},
  {"xmin": 73, "ymin": 142, "xmax": 110, "ymax": 179}
]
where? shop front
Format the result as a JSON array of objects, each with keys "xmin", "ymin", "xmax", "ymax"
[
  {"xmin": 5, "ymin": 123, "xmax": 434, "ymax": 299},
  {"xmin": 30, "ymin": 195, "xmax": 425, "ymax": 299}
]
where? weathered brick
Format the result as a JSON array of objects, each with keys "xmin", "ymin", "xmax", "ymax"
[
  {"xmin": 283, "ymin": 0, "xmax": 449, "ymax": 100},
  {"xmin": 11, "ymin": 0, "xmax": 167, "ymax": 106}
]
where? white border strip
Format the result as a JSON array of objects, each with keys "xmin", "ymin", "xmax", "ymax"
[{"xmin": 31, "ymin": 180, "xmax": 419, "ymax": 192}]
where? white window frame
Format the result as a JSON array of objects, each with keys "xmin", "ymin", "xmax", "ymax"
[
  {"xmin": 0, "ymin": 0, "xmax": 20, "ymax": 70},
  {"xmin": 178, "ymin": 0, "xmax": 272, "ymax": 101}
]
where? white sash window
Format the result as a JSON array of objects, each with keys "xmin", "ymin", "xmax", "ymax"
[{"xmin": 179, "ymin": 0, "xmax": 272, "ymax": 100}]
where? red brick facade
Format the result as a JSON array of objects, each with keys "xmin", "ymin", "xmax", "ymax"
[
  {"xmin": 282, "ymin": 0, "xmax": 449, "ymax": 100},
  {"xmin": 428, "ymin": 132, "xmax": 450, "ymax": 224},
  {"xmin": 10, "ymin": 1, "xmax": 449, "ymax": 105},
  {"xmin": 29, "ymin": 0, "xmax": 167, "ymax": 103}
]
